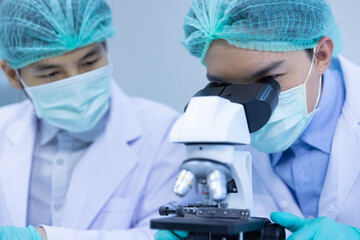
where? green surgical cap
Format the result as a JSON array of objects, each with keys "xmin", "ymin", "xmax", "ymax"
[
  {"xmin": 182, "ymin": 0, "xmax": 343, "ymax": 65},
  {"xmin": 0, "ymin": 0, "xmax": 115, "ymax": 69}
]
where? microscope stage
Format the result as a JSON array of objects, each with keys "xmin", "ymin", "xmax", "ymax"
[{"xmin": 151, "ymin": 216, "xmax": 268, "ymax": 235}]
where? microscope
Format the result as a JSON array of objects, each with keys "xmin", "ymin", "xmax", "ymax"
[{"xmin": 151, "ymin": 78, "xmax": 285, "ymax": 240}]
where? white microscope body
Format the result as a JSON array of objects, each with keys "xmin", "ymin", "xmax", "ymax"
[
  {"xmin": 150, "ymin": 79, "xmax": 284, "ymax": 240},
  {"xmin": 170, "ymin": 96, "xmax": 254, "ymax": 212}
]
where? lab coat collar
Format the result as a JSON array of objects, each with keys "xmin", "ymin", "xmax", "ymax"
[
  {"xmin": 2, "ymin": 101, "xmax": 37, "ymax": 226},
  {"xmin": 319, "ymin": 56, "xmax": 360, "ymax": 219},
  {"xmin": 337, "ymin": 56, "xmax": 360, "ymax": 122},
  {"xmin": 60, "ymin": 79, "xmax": 143, "ymax": 229}
]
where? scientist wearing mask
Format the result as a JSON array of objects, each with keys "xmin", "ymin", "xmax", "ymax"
[
  {"xmin": 156, "ymin": 0, "xmax": 360, "ymax": 239},
  {"xmin": 0, "ymin": 0, "xmax": 194, "ymax": 239}
]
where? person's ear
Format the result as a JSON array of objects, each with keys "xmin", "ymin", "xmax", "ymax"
[
  {"xmin": 0, "ymin": 60, "xmax": 23, "ymax": 90},
  {"xmin": 314, "ymin": 36, "xmax": 334, "ymax": 75}
]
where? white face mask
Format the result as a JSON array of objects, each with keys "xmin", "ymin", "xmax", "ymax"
[
  {"xmin": 17, "ymin": 65, "xmax": 112, "ymax": 133},
  {"xmin": 250, "ymin": 48, "xmax": 322, "ymax": 153}
]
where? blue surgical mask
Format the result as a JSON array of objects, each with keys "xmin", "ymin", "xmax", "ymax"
[
  {"xmin": 17, "ymin": 65, "xmax": 112, "ymax": 133},
  {"xmin": 250, "ymin": 48, "xmax": 322, "ymax": 153}
]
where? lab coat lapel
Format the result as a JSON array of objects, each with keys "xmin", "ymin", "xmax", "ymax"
[
  {"xmin": 0, "ymin": 101, "xmax": 37, "ymax": 226},
  {"xmin": 61, "ymin": 82, "xmax": 143, "ymax": 229},
  {"xmin": 319, "ymin": 56, "xmax": 360, "ymax": 219},
  {"xmin": 251, "ymin": 149, "xmax": 303, "ymax": 217}
]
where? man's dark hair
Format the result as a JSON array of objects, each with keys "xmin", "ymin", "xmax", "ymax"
[{"xmin": 305, "ymin": 49, "xmax": 314, "ymax": 59}]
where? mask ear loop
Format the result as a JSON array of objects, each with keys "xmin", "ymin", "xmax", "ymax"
[
  {"xmin": 15, "ymin": 69, "xmax": 28, "ymax": 88},
  {"xmin": 307, "ymin": 47, "xmax": 322, "ymax": 111},
  {"xmin": 304, "ymin": 47, "xmax": 316, "ymax": 85},
  {"xmin": 314, "ymin": 75, "xmax": 323, "ymax": 110}
]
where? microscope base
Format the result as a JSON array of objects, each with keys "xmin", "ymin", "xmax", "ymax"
[{"xmin": 151, "ymin": 216, "xmax": 285, "ymax": 240}]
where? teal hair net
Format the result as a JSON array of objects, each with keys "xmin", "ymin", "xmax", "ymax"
[
  {"xmin": 182, "ymin": 0, "xmax": 343, "ymax": 65},
  {"xmin": 0, "ymin": 0, "xmax": 115, "ymax": 69}
]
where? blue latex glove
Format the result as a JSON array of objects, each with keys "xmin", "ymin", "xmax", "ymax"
[
  {"xmin": 0, "ymin": 225, "xmax": 43, "ymax": 240},
  {"xmin": 155, "ymin": 230, "xmax": 189, "ymax": 240},
  {"xmin": 271, "ymin": 212, "xmax": 360, "ymax": 240}
]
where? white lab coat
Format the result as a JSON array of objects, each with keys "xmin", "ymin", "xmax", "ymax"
[
  {"xmin": 0, "ymin": 80, "xmax": 195, "ymax": 240},
  {"xmin": 249, "ymin": 56, "xmax": 360, "ymax": 228}
]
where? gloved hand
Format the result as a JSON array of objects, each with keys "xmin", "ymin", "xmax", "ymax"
[
  {"xmin": 271, "ymin": 211, "xmax": 360, "ymax": 240},
  {"xmin": 0, "ymin": 225, "xmax": 43, "ymax": 240},
  {"xmin": 155, "ymin": 230, "xmax": 189, "ymax": 240}
]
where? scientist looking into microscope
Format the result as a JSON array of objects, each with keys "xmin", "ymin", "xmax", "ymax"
[
  {"xmin": 0, "ymin": 0, "xmax": 195, "ymax": 239},
  {"xmin": 156, "ymin": 0, "xmax": 360, "ymax": 239}
]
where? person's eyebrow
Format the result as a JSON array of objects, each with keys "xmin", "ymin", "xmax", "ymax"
[
  {"xmin": 246, "ymin": 60, "xmax": 285, "ymax": 80},
  {"xmin": 80, "ymin": 45, "xmax": 101, "ymax": 61},
  {"xmin": 206, "ymin": 73, "xmax": 228, "ymax": 83},
  {"xmin": 207, "ymin": 60, "xmax": 285, "ymax": 83},
  {"xmin": 34, "ymin": 63, "xmax": 63, "ymax": 73},
  {"xmin": 32, "ymin": 46, "xmax": 102, "ymax": 73}
]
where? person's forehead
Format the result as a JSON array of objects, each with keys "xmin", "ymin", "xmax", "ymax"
[
  {"xmin": 205, "ymin": 40, "xmax": 308, "ymax": 81},
  {"xmin": 26, "ymin": 43, "xmax": 103, "ymax": 68},
  {"xmin": 206, "ymin": 41, "xmax": 306, "ymax": 67},
  {"xmin": 207, "ymin": 41, "xmax": 291, "ymax": 63}
]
